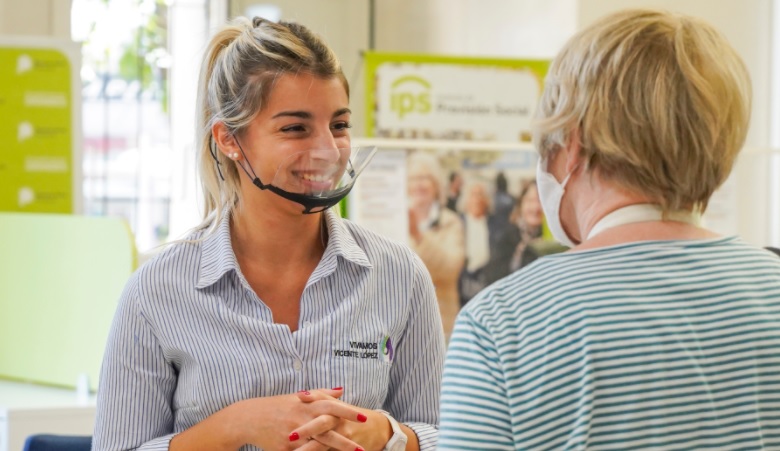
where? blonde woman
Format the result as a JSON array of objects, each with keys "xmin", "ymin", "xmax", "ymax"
[
  {"xmin": 94, "ymin": 17, "xmax": 443, "ymax": 451},
  {"xmin": 406, "ymin": 151, "xmax": 465, "ymax": 338},
  {"xmin": 439, "ymin": 9, "xmax": 780, "ymax": 450}
]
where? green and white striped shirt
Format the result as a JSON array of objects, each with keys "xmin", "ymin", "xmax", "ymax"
[{"xmin": 440, "ymin": 237, "xmax": 780, "ymax": 450}]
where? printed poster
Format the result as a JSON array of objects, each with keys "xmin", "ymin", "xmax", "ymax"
[
  {"xmin": 350, "ymin": 52, "xmax": 558, "ymax": 336},
  {"xmin": 364, "ymin": 51, "xmax": 549, "ymax": 141},
  {"xmin": 0, "ymin": 38, "xmax": 81, "ymax": 213}
]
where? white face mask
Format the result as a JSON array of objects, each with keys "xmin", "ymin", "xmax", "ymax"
[{"xmin": 536, "ymin": 158, "xmax": 577, "ymax": 248}]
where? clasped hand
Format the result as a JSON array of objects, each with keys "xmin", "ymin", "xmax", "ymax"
[{"xmin": 236, "ymin": 388, "xmax": 390, "ymax": 451}]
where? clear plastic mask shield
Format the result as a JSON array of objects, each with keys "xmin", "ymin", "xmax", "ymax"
[{"xmin": 253, "ymin": 146, "xmax": 378, "ymax": 214}]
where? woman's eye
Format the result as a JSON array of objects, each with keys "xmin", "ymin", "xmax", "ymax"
[
  {"xmin": 281, "ymin": 125, "xmax": 306, "ymax": 133},
  {"xmin": 332, "ymin": 122, "xmax": 352, "ymax": 131}
]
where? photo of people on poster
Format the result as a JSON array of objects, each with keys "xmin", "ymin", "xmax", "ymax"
[{"xmin": 405, "ymin": 149, "xmax": 567, "ymax": 336}]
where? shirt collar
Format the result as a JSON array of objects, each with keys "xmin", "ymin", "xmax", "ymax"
[
  {"xmin": 321, "ymin": 209, "xmax": 372, "ymax": 269},
  {"xmin": 196, "ymin": 210, "xmax": 239, "ymax": 289},
  {"xmin": 196, "ymin": 208, "xmax": 371, "ymax": 289}
]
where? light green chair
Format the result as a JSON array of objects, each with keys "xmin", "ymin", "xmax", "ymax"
[{"xmin": 0, "ymin": 212, "xmax": 136, "ymax": 391}]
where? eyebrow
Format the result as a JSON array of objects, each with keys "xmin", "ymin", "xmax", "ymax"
[{"xmin": 271, "ymin": 108, "xmax": 352, "ymax": 120}]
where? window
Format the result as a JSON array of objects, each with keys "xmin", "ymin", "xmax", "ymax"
[
  {"xmin": 73, "ymin": 0, "xmax": 172, "ymax": 251},
  {"xmin": 73, "ymin": 0, "xmax": 215, "ymax": 252}
]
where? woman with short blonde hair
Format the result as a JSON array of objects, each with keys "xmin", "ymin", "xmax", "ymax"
[
  {"xmin": 534, "ymin": 8, "xmax": 751, "ymax": 214},
  {"xmin": 439, "ymin": 9, "xmax": 780, "ymax": 450}
]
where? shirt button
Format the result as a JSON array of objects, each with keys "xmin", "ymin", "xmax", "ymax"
[
  {"xmin": 293, "ymin": 360, "xmax": 303, "ymax": 371},
  {"xmin": 303, "ymin": 321, "xmax": 312, "ymax": 328}
]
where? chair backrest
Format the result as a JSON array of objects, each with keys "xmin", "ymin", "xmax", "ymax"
[
  {"xmin": 0, "ymin": 212, "xmax": 136, "ymax": 390},
  {"xmin": 23, "ymin": 435, "xmax": 92, "ymax": 451},
  {"xmin": 766, "ymin": 246, "xmax": 780, "ymax": 257}
]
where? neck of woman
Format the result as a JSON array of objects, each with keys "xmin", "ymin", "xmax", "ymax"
[
  {"xmin": 230, "ymin": 204, "xmax": 325, "ymax": 269},
  {"xmin": 569, "ymin": 178, "xmax": 716, "ymax": 250}
]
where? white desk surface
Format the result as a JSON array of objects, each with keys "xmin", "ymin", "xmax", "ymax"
[
  {"xmin": 0, "ymin": 379, "xmax": 96, "ymax": 411},
  {"xmin": 0, "ymin": 379, "xmax": 97, "ymax": 451}
]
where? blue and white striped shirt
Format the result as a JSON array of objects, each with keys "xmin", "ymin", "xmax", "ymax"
[
  {"xmin": 93, "ymin": 209, "xmax": 445, "ymax": 450},
  {"xmin": 439, "ymin": 237, "xmax": 780, "ymax": 450}
]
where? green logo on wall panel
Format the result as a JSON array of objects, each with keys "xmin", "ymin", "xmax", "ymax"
[
  {"xmin": 0, "ymin": 46, "xmax": 73, "ymax": 213},
  {"xmin": 364, "ymin": 51, "xmax": 550, "ymax": 140},
  {"xmin": 391, "ymin": 75, "xmax": 431, "ymax": 119}
]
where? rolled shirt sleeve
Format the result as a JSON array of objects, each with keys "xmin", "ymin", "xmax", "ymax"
[
  {"xmin": 383, "ymin": 254, "xmax": 446, "ymax": 451},
  {"xmin": 93, "ymin": 272, "xmax": 179, "ymax": 450}
]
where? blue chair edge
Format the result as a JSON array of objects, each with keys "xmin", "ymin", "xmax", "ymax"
[{"xmin": 23, "ymin": 434, "xmax": 92, "ymax": 451}]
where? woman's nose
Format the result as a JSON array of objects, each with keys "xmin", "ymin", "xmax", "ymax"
[{"xmin": 309, "ymin": 131, "xmax": 341, "ymax": 161}]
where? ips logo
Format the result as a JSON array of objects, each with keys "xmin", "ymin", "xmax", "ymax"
[{"xmin": 390, "ymin": 75, "xmax": 431, "ymax": 120}]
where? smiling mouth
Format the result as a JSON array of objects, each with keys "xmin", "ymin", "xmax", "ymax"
[
  {"xmin": 300, "ymin": 172, "xmax": 332, "ymax": 183},
  {"xmin": 292, "ymin": 171, "xmax": 337, "ymax": 193}
]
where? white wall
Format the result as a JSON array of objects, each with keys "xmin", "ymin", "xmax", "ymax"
[
  {"xmin": 0, "ymin": 0, "xmax": 71, "ymax": 38},
  {"xmin": 378, "ymin": 0, "xmax": 577, "ymax": 59},
  {"xmin": 580, "ymin": 0, "xmax": 771, "ymax": 148}
]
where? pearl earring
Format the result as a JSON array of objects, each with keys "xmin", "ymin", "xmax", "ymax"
[{"xmin": 230, "ymin": 152, "xmax": 239, "ymax": 159}]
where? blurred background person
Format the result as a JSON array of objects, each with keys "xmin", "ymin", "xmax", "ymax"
[
  {"xmin": 408, "ymin": 151, "xmax": 465, "ymax": 337},
  {"xmin": 508, "ymin": 180, "xmax": 543, "ymax": 271},
  {"xmin": 490, "ymin": 180, "xmax": 544, "ymax": 280},
  {"xmin": 458, "ymin": 180, "xmax": 504, "ymax": 306},
  {"xmin": 445, "ymin": 171, "xmax": 463, "ymax": 212},
  {"xmin": 490, "ymin": 172, "xmax": 515, "ymax": 240},
  {"xmin": 439, "ymin": 9, "xmax": 780, "ymax": 450}
]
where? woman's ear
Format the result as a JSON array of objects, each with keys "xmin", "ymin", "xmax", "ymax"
[{"xmin": 211, "ymin": 122, "xmax": 242, "ymax": 160}]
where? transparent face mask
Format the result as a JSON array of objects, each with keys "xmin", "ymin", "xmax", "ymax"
[{"xmin": 238, "ymin": 145, "xmax": 378, "ymax": 214}]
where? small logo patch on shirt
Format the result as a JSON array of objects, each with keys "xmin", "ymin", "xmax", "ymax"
[
  {"xmin": 380, "ymin": 336, "xmax": 394, "ymax": 363},
  {"xmin": 334, "ymin": 336, "xmax": 393, "ymax": 362}
]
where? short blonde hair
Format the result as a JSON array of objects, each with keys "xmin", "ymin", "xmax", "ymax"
[
  {"xmin": 460, "ymin": 180, "xmax": 492, "ymax": 215},
  {"xmin": 533, "ymin": 9, "xmax": 751, "ymax": 212},
  {"xmin": 407, "ymin": 151, "xmax": 445, "ymax": 202},
  {"xmin": 196, "ymin": 17, "xmax": 346, "ymax": 232}
]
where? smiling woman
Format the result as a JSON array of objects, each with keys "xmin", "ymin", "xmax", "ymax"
[
  {"xmin": 93, "ymin": 16, "xmax": 444, "ymax": 451},
  {"xmin": 212, "ymin": 74, "xmax": 377, "ymax": 214}
]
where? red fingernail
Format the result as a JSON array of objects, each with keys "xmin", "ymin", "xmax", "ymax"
[
  {"xmin": 357, "ymin": 413, "xmax": 367, "ymax": 422},
  {"xmin": 355, "ymin": 447, "xmax": 365, "ymax": 451},
  {"xmin": 332, "ymin": 386, "xmax": 343, "ymax": 390},
  {"xmin": 289, "ymin": 432, "xmax": 300, "ymax": 441},
  {"xmin": 302, "ymin": 390, "xmax": 310, "ymax": 395}
]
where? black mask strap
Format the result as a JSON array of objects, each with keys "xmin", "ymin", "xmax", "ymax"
[
  {"xmin": 209, "ymin": 136, "xmax": 225, "ymax": 181},
  {"xmin": 234, "ymin": 138, "xmax": 261, "ymax": 182}
]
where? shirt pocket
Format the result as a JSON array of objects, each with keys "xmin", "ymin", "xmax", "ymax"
[
  {"xmin": 331, "ymin": 312, "xmax": 395, "ymax": 409},
  {"xmin": 342, "ymin": 354, "xmax": 391, "ymax": 409}
]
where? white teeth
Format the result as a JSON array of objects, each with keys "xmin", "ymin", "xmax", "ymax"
[{"xmin": 301, "ymin": 173, "xmax": 330, "ymax": 182}]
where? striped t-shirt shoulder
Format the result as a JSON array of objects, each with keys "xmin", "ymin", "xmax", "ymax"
[{"xmin": 440, "ymin": 237, "xmax": 780, "ymax": 451}]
